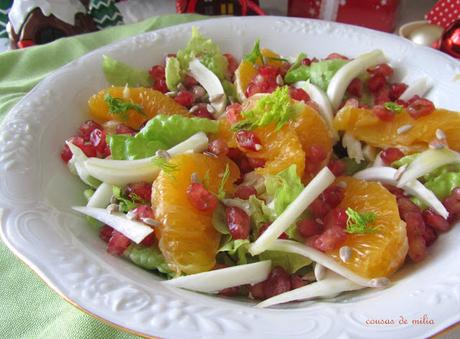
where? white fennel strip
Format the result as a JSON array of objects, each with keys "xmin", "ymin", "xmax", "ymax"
[
  {"xmin": 399, "ymin": 77, "xmax": 431, "ymax": 101},
  {"xmin": 87, "ymin": 182, "xmax": 113, "ymax": 208}
]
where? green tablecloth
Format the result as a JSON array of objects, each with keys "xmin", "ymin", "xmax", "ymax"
[{"xmin": 0, "ymin": 13, "xmax": 205, "ymax": 339}]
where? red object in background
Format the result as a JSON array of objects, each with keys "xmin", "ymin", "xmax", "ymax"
[
  {"xmin": 176, "ymin": 0, "xmax": 265, "ymax": 16},
  {"xmin": 440, "ymin": 19, "xmax": 460, "ymax": 58},
  {"xmin": 288, "ymin": 0, "xmax": 400, "ymax": 32},
  {"xmin": 426, "ymin": 0, "xmax": 460, "ymax": 29}
]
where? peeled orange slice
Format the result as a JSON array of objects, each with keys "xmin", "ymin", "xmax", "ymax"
[
  {"xmin": 151, "ymin": 153, "xmax": 239, "ymax": 275},
  {"xmin": 327, "ymin": 177, "xmax": 408, "ymax": 279},
  {"xmin": 333, "ymin": 106, "xmax": 460, "ymax": 152},
  {"xmin": 88, "ymin": 87, "xmax": 189, "ymax": 130}
]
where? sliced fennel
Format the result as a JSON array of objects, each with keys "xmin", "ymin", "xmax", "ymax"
[
  {"xmin": 327, "ymin": 50, "xmax": 387, "ymax": 110},
  {"xmin": 257, "ymin": 271, "xmax": 363, "ymax": 308},
  {"xmin": 163, "ymin": 260, "xmax": 271, "ymax": 293},
  {"xmin": 72, "ymin": 206, "xmax": 153, "ymax": 243},
  {"xmin": 84, "ymin": 132, "xmax": 208, "ymax": 185},
  {"xmin": 266, "ymin": 239, "xmax": 382, "ymax": 287},
  {"xmin": 66, "ymin": 142, "xmax": 100, "ymax": 188},
  {"xmin": 354, "ymin": 167, "xmax": 449, "ymax": 219},
  {"xmin": 87, "ymin": 182, "xmax": 113, "ymax": 208},
  {"xmin": 399, "ymin": 77, "xmax": 431, "ymax": 101},
  {"xmin": 397, "ymin": 148, "xmax": 460, "ymax": 188},
  {"xmin": 342, "ymin": 133, "xmax": 365, "ymax": 163},
  {"xmin": 188, "ymin": 58, "xmax": 226, "ymax": 116},
  {"xmin": 293, "ymin": 80, "xmax": 337, "ymax": 140},
  {"xmin": 249, "ymin": 167, "xmax": 335, "ymax": 256}
]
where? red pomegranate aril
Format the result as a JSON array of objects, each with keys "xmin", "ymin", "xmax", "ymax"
[
  {"xmin": 444, "ymin": 188, "xmax": 460, "ymax": 216},
  {"xmin": 187, "ymin": 183, "xmax": 218, "ymax": 212},
  {"xmin": 250, "ymin": 281, "xmax": 266, "ymax": 299},
  {"xmin": 327, "ymin": 159, "xmax": 346, "ymax": 176},
  {"xmin": 407, "ymin": 235, "xmax": 427, "ymax": 262},
  {"xmin": 423, "ymin": 209, "xmax": 450, "ymax": 232},
  {"xmin": 133, "ymin": 204, "xmax": 155, "ymax": 220},
  {"xmin": 226, "ymin": 103, "xmax": 242, "ymax": 124},
  {"xmin": 390, "ymin": 83, "xmax": 408, "ymax": 101},
  {"xmin": 289, "ymin": 87, "xmax": 310, "ymax": 102},
  {"xmin": 372, "ymin": 104, "xmax": 395, "ymax": 121},
  {"xmin": 297, "ymin": 218, "xmax": 323, "ymax": 238},
  {"xmin": 383, "ymin": 184, "xmax": 405, "ymax": 198},
  {"xmin": 67, "ymin": 136, "xmax": 97, "ymax": 157},
  {"xmin": 99, "ymin": 225, "xmax": 113, "ymax": 243},
  {"xmin": 248, "ymin": 157, "xmax": 266, "ymax": 169},
  {"xmin": 263, "ymin": 266, "xmax": 292, "ymax": 299},
  {"xmin": 301, "ymin": 57, "xmax": 312, "ymax": 66},
  {"xmin": 208, "ymin": 139, "xmax": 229, "ymax": 156},
  {"xmin": 225, "ymin": 53, "xmax": 239, "ymax": 79},
  {"xmin": 323, "ymin": 186, "xmax": 345, "ymax": 208},
  {"xmin": 149, "ymin": 65, "xmax": 168, "ymax": 93},
  {"xmin": 228, "ymin": 148, "xmax": 253, "ymax": 174},
  {"xmin": 308, "ymin": 145, "xmax": 327, "ymax": 163},
  {"xmin": 367, "ymin": 73, "xmax": 387, "ymax": 93},
  {"xmin": 125, "ymin": 182, "xmax": 152, "ymax": 202},
  {"xmin": 219, "ymin": 286, "xmax": 240, "ymax": 297},
  {"xmin": 236, "ymin": 130, "xmax": 262, "ymax": 151},
  {"xmin": 423, "ymin": 225, "xmax": 438, "ymax": 247},
  {"xmin": 324, "ymin": 208, "xmax": 348, "ymax": 230},
  {"xmin": 116, "ymin": 124, "xmax": 136, "ymax": 135},
  {"xmin": 78, "ymin": 120, "xmax": 102, "ymax": 141},
  {"xmin": 290, "ymin": 275, "xmax": 307, "ymax": 289},
  {"xmin": 226, "ymin": 206, "xmax": 250, "ymax": 240},
  {"xmin": 183, "ymin": 74, "xmax": 198, "ymax": 88},
  {"xmin": 397, "ymin": 197, "xmax": 420, "ymax": 215},
  {"xmin": 89, "ymin": 128, "xmax": 107, "ymax": 154},
  {"xmin": 407, "ymin": 97, "xmax": 435, "ymax": 119},
  {"xmin": 403, "ymin": 211, "xmax": 426, "ymax": 237},
  {"xmin": 343, "ymin": 97, "xmax": 360, "ymax": 108},
  {"xmin": 192, "ymin": 104, "xmax": 214, "ymax": 119},
  {"xmin": 234, "ymin": 185, "xmax": 257, "ymax": 200},
  {"xmin": 107, "ymin": 230, "xmax": 132, "ymax": 256},
  {"xmin": 368, "ymin": 63, "xmax": 394, "ymax": 78},
  {"xmin": 60, "ymin": 144, "xmax": 73, "ymax": 163},
  {"xmin": 347, "ymin": 78, "xmax": 362, "ymax": 98},
  {"xmin": 374, "ymin": 86, "xmax": 391, "ymax": 105},
  {"xmin": 380, "ymin": 147, "xmax": 404, "ymax": 165},
  {"xmin": 258, "ymin": 64, "xmax": 279, "ymax": 77},
  {"xmin": 326, "ymin": 53, "xmax": 349, "ymax": 60},
  {"xmin": 312, "ymin": 226, "xmax": 347, "ymax": 252},
  {"xmin": 174, "ymin": 90, "xmax": 195, "ymax": 107},
  {"xmin": 140, "ymin": 233, "xmax": 156, "ymax": 247},
  {"xmin": 309, "ymin": 198, "xmax": 331, "ymax": 218}
]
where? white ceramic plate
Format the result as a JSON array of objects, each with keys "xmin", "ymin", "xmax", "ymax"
[{"xmin": 1, "ymin": 17, "xmax": 460, "ymax": 339}]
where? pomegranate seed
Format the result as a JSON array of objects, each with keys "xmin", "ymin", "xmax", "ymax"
[
  {"xmin": 374, "ymin": 86, "xmax": 391, "ymax": 105},
  {"xmin": 192, "ymin": 104, "xmax": 214, "ymax": 119},
  {"xmin": 187, "ymin": 183, "xmax": 218, "ymax": 212},
  {"xmin": 140, "ymin": 233, "xmax": 156, "ymax": 247},
  {"xmin": 183, "ymin": 74, "xmax": 198, "ymax": 88},
  {"xmin": 208, "ymin": 139, "xmax": 229, "ymax": 156},
  {"xmin": 115, "ymin": 124, "xmax": 136, "ymax": 135},
  {"xmin": 107, "ymin": 230, "xmax": 131, "ymax": 256},
  {"xmin": 258, "ymin": 223, "xmax": 287, "ymax": 239},
  {"xmin": 290, "ymin": 275, "xmax": 307, "ymax": 289},
  {"xmin": 225, "ymin": 103, "xmax": 242, "ymax": 124},
  {"xmin": 89, "ymin": 129, "xmax": 107, "ymax": 156},
  {"xmin": 226, "ymin": 206, "xmax": 250, "ymax": 240},
  {"xmin": 308, "ymin": 145, "xmax": 327, "ymax": 163},
  {"xmin": 289, "ymin": 87, "xmax": 310, "ymax": 102},
  {"xmin": 395, "ymin": 99, "xmax": 409, "ymax": 107},
  {"xmin": 227, "ymin": 148, "xmax": 253, "ymax": 174},
  {"xmin": 312, "ymin": 227, "xmax": 346, "ymax": 252},
  {"xmin": 323, "ymin": 208, "xmax": 348, "ymax": 229},
  {"xmin": 301, "ymin": 57, "xmax": 312, "ymax": 66},
  {"xmin": 368, "ymin": 73, "xmax": 387, "ymax": 93},
  {"xmin": 372, "ymin": 104, "xmax": 395, "ymax": 121},
  {"xmin": 234, "ymin": 185, "xmax": 257, "ymax": 200},
  {"xmin": 327, "ymin": 159, "xmax": 346, "ymax": 176},
  {"xmin": 246, "ymin": 65, "xmax": 279, "ymax": 97},
  {"xmin": 343, "ymin": 97, "xmax": 360, "ymax": 108},
  {"xmin": 224, "ymin": 53, "xmax": 239, "ymax": 79},
  {"xmin": 60, "ymin": 144, "xmax": 73, "ymax": 163},
  {"xmin": 326, "ymin": 53, "xmax": 349, "ymax": 60},
  {"xmin": 125, "ymin": 182, "xmax": 152, "ymax": 202},
  {"xmin": 258, "ymin": 65, "xmax": 279, "ymax": 77},
  {"xmin": 236, "ymin": 130, "xmax": 262, "ymax": 151},
  {"xmin": 67, "ymin": 136, "xmax": 97, "ymax": 157},
  {"xmin": 423, "ymin": 209, "xmax": 450, "ymax": 232},
  {"xmin": 408, "ymin": 235, "xmax": 427, "ymax": 262},
  {"xmin": 380, "ymin": 148, "xmax": 404, "ymax": 165},
  {"xmin": 390, "ymin": 83, "xmax": 408, "ymax": 101},
  {"xmin": 263, "ymin": 267, "xmax": 292, "ymax": 298},
  {"xmin": 78, "ymin": 120, "xmax": 102, "ymax": 141},
  {"xmin": 149, "ymin": 65, "xmax": 168, "ymax": 93},
  {"xmin": 423, "ymin": 225, "xmax": 438, "ymax": 247},
  {"xmin": 323, "ymin": 186, "xmax": 345, "ymax": 208},
  {"xmin": 383, "ymin": 184, "xmax": 405, "ymax": 197},
  {"xmin": 347, "ymin": 78, "xmax": 362, "ymax": 98},
  {"xmin": 297, "ymin": 218, "xmax": 323, "ymax": 238},
  {"xmin": 133, "ymin": 205, "xmax": 155, "ymax": 220},
  {"xmin": 250, "ymin": 281, "xmax": 266, "ymax": 299},
  {"xmin": 219, "ymin": 286, "xmax": 240, "ymax": 297},
  {"xmin": 247, "ymin": 157, "xmax": 266, "ymax": 169},
  {"xmin": 309, "ymin": 198, "xmax": 331, "ymax": 218},
  {"xmin": 407, "ymin": 97, "xmax": 435, "ymax": 119},
  {"xmin": 444, "ymin": 188, "xmax": 460, "ymax": 216},
  {"xmin": 99, "ymin": 225, "xmax": 113, "ymax": 243},
  {"xmin": 403, "ymin": 211, "xmax": 426, "ymax": 237},
  {"xmin": 397, "ymin": 197, "xmax": 420, "ymax": 215},
  {"xmin": 174, "ymin": 90, "xmax": 194, "ymax": 107},
  {"xmin": 368, "ymin": 63, "xmax": 394, "ymax": 78}
]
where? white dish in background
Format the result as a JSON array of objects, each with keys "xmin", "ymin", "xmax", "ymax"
[{"xmin": 1, "ymin": 17, "xmax": 460, "ymax": 339}]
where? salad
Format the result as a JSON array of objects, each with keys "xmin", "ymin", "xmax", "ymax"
[{"xmin": 62, "ymin": 28, "xmax": 460, "ymax": 307}]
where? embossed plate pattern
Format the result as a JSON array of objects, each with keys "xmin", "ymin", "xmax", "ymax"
[{"xmin": 1, "ymin": 17, "xmax": 460, "ymax": 338}]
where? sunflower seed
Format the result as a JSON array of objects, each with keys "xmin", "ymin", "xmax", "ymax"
[
  {"xmin": 191, "ymin": 172, "xmax": 201, "ymax": 184},
  {"xmin": 315, "ymin": 218, "xmax": 324, "ymax": 225},
  {"xmin": 435, "ymin": 128, "xmax": 446, "ymax": 140},
  {"xmin": 206, "ymin": 104, "xmax": 216, "ymax": 113},
  {"xmin": 141, "ymin": 218, "xmax": 161, "ymax": 227},
  {"xmin": 369, "ymin": 277, "xmax": 390, "ymax": 288},
  {"xmin": 203, "ymin": 151, "xmax": 218, "ymax": 158},
  {"xmin": 314, "ymin": 263, "xmax": 326, "ymax": 281},
  {"xmin": 189, "ymin": 104, "xmax": 200, "ymax": 113},
  {"xmin": 254, "ymin": 144, "xmax": 263, "ymax": 151},
  {"xmin": 165, "ymin": 91, "xmax": 177, "ymax": 97},
  {"xmin": 339, "ymin": 246, "xmax": 352, "ymax": 262},
  {"xmin": 106, "ymin": 204, "xmax": 119, "ymax": 214},
  {"xmin": 397, "ymin": 124, "xmax": 413, "ymax": 135},
  {"xmin": 429, "ymin": 140, "xmax": 445, "ymax": 150},
  {"xmin": 337, "ymin": 181, "xmax": 347, "ymax": 189},
  {"xmin": 276, "ymin": 74, "xmax": 284, "ymax": 86},
  {"xmin": 192, "ymin": 85, "xmax": 206, "ymax": 98},
  {"xmin": 155, "ymin": 150, "xmax": 171, "ymax": 159},
  {"xmin": 176, "ymin": 83, "xmax": 185, "ymax": 91}
]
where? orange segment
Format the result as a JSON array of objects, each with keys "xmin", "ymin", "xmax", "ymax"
[
  {"xmin": 327, "ymin": 177, "xmax": 408, "ymax": 279},
  {"xmin": 333, "ymin": 106, "xmax": 460, "ymax": 152},
  {"xmin": 151, "ymin": 153, "xmax": 239, "ymax": 275},
  {"xmin": 88, "ymin": 87, "xmax": 189, "ymax": 130}
]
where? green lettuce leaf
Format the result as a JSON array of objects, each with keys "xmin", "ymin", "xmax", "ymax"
[
  {"xmin": 232, "ymin": 86, "xmax": 297, "ymax": 131},
  {"xmin": 310, "ymin": 59, "xmax": 348, "ymax": 91},
  {"xmin": 124, "ymin": 244, "xmax": 173, "ymax": 276},
  {"xmin": 392, "ymin": 153, "xmax": 418, "ymax": 168},
  {"xmin": 107, "ymin": 114, "xmax": 219, "ymax": 160},
  {"xmin": 102, "ymin": 55, "xmax": 152, "ymax": 87},
  {"xmin": 259, "ymin": 250, "xmax": 311, "ymax": 274},
  {"xmin": 218, "ymin": 237, "xmax": 251, "ymax": 265},
  {"xmin": 244, "ymin": 39, "xmax": 263, "ymax": 64},
  {"xmin": 212, "ymin": 203, "xmax": 230, "ymax": 234},
  {"xmin": 176, "ymin": 27, "xmax": 228, "ymax": 80},
  {"xmin": 424, "ymin": 168, "xmax": 460, "ymax": 200},
  {"xmin": 222, "ymin": 79, "xmax": 237, "ymax": 103},
  {"xmin": 248, "ymin": 195, "xmax": 276, "ymax": 236},
  {"xmin": 112, "ymin": 186, "xmax": 143, "ymax": 212},
  {"xmin": 265, "ymin": 165, "xmax": 304, "ymax": 216},
  {"xmin": 284, "ymin": 65, "xmax": 311, "ymax": 84},
  {"xmin": 165, "ymin": 57, "xmax": 182, "ymax": 91}
]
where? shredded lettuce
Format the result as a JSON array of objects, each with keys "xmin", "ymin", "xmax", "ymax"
[
  {"xmin": 310, "ymin": 59, "xmax": 349, "ymax": 91},
  {"xmin": 176, "ymin": 27, "xmax": 228, "ymax": 80},
  {"xmin": 244, "ymin": 39, "xmax": 264, "ymax": 64},
  {"xmin": 425, "ymin": 169, "xmax": 460, "ymax": 200},
  {"xmin": 218, "ymin": 237, "xmax": 251, "ymax": 265},
  {"xmin": 259, "ymin": 250, "xmax": 311, "ymax": 274},
  {"xmin": 248, "ymin": 195, "xmax": 276, "ymax": 237},
  {"xmin": 124, "ymin": 244, "xmax": 173, "ymax": 276},
  {"xmin": 212, "ymin": 203, "xmax": 230, "ymax": 234},
  {"xmin": 112, "ymin": 186, "xmax": 139, "ymax": 212},
  {"xmin": 102, "ymin": 55, "xmax": 152, "ymax": 87},
  {"xmin": 107, "ymin": 115, "xmax": 218, "ymax": 160},
  {"xmin": 165, "ymin": 57, "xmax": 182, "ymax": 91},
  {"xmin": 392, "ymin": 154, "xmax": 418, "ymax": 168},
  {"xmin": 233, "ymin": 86, "xmax": 297, "ymax": 131},
  {"xmin": 222, "ymin": 79, "xmax": 237, "ymax": 103},
  {"xmin": 284, "ymin": 65, "xmax": 310, "ymax": 84}
]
